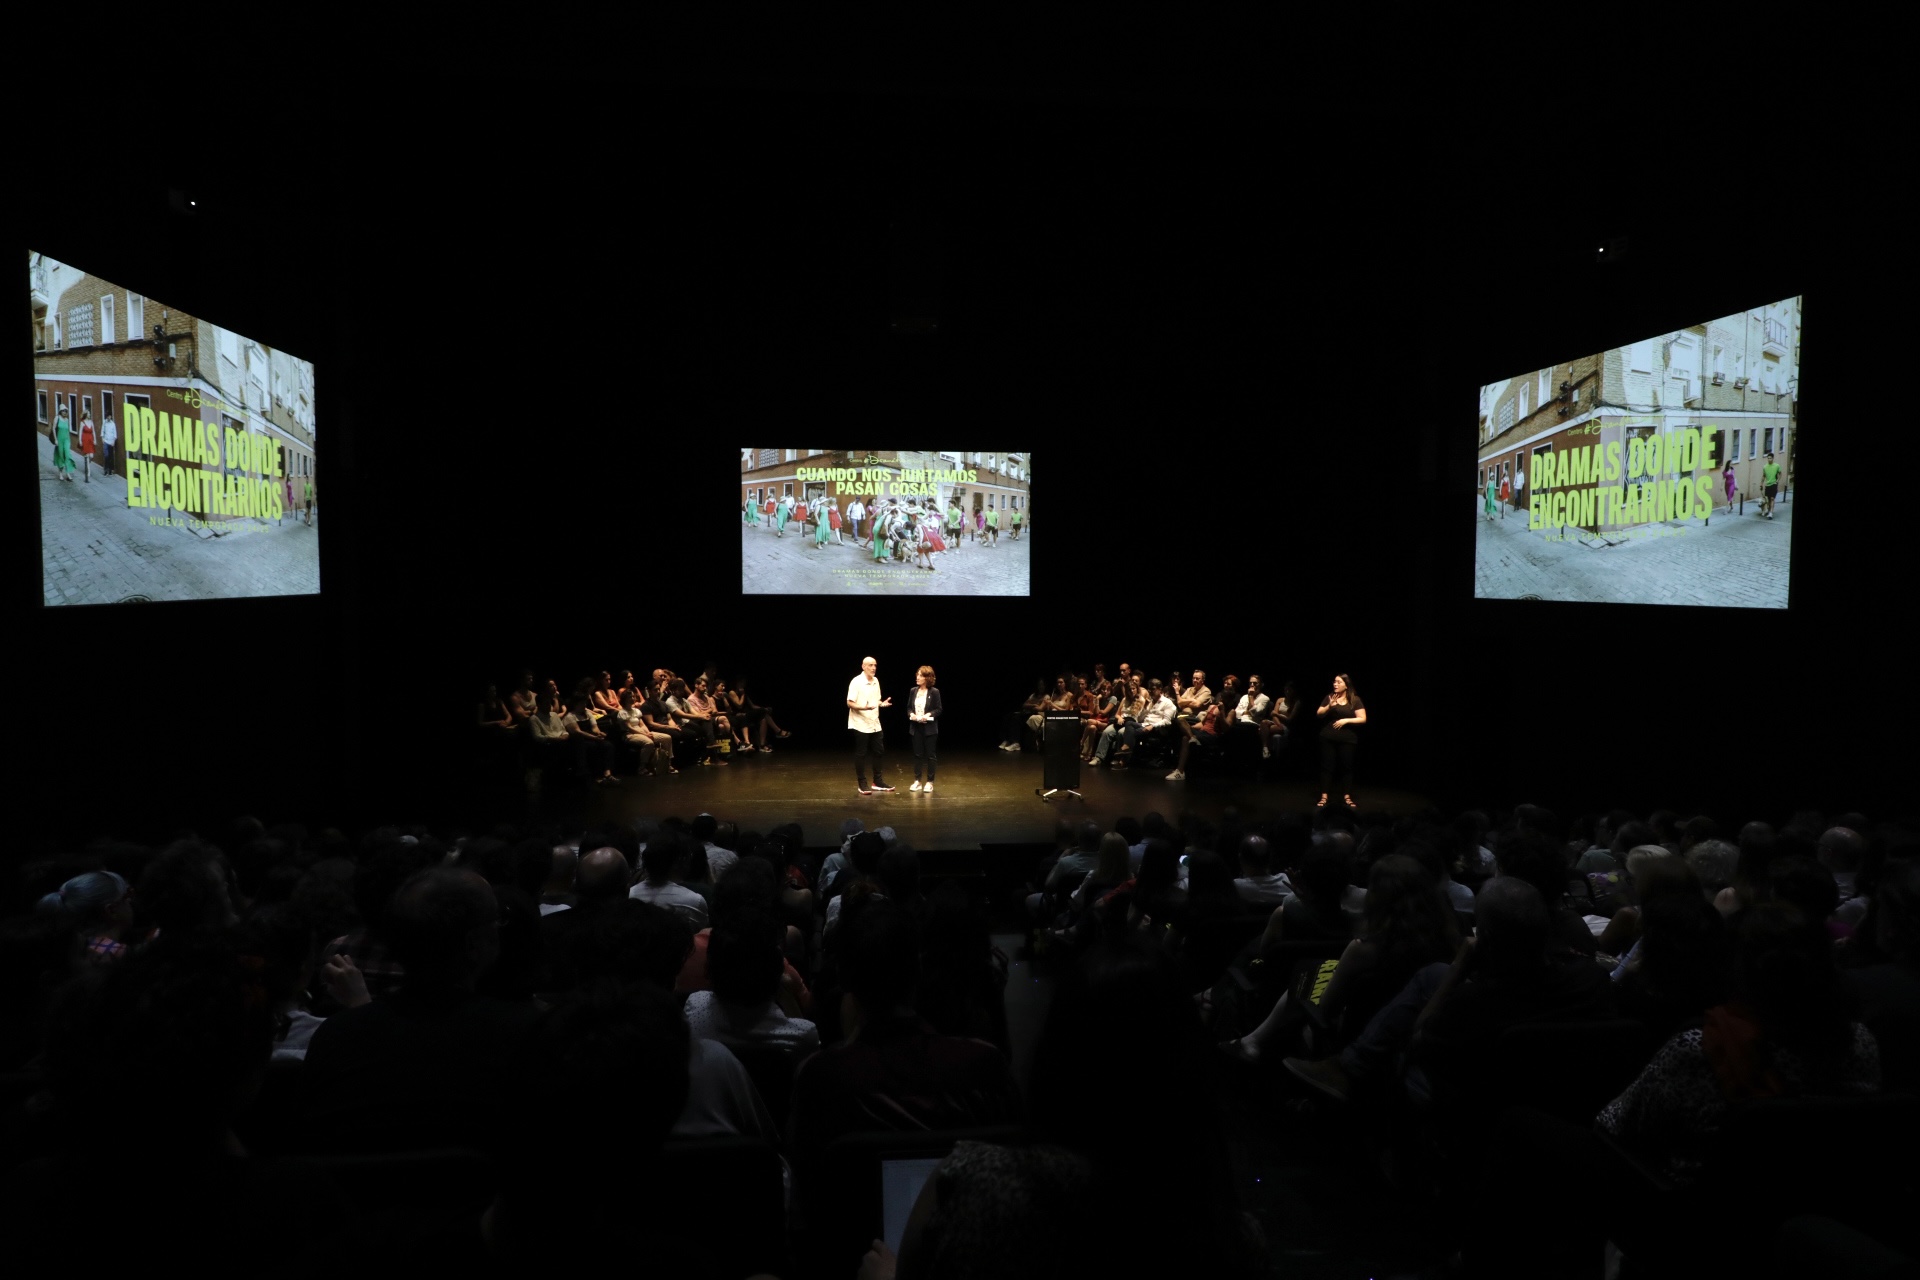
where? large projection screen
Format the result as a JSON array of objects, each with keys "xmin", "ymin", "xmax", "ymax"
[
  {"xmin": 1474, "ymin": 296, "xmax": 1799, "ymax": 608},
  {"xmin": 32, "ymin": 251, "xmax": 319, "ymax": 607},
  {"xmin": 741, "ymin": 449, "xmax": 1031, "ymax": 597}
]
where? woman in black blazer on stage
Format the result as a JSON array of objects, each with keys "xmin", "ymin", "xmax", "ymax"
[{"xmin": 909, "ymin": 664, "xmax": 944, "ymax": 793}]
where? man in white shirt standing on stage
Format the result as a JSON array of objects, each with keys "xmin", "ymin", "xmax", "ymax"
[{"xmin": 847, "ymin": 655, "xmax": 894, "ymax": 796}]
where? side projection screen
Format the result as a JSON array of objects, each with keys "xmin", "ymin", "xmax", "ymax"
[
  {"xmin": 32, "ymin": 251, "xmax": 318, "ymax": 606},
  {"xmin": 741, "ymin": 449, "xmax": 1031, "ymax": 597},
  {"xmin": 1474, "ymin": 296, "xmax": 1799, "ymax": 609}
]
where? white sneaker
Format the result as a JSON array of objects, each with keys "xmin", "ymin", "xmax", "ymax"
[
  {"xmin": 1166, "ymin": 769, "xmax": 1186, "ymax": 781},
  {"xmin": 910, "ymin": 780, "xmax": 922, "ymax": 791},
  {"xmin": 924, "ymin": 782, "xmax": 933, "ymax": 793},
  {"xmin": 1261, "ymin": 747, "xmax": 1271, "ymax": 759}
]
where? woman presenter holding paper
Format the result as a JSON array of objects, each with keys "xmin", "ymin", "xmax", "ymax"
[{"xmin": 908, "ymin": 665, "xmax": 943, "ymax": 793}]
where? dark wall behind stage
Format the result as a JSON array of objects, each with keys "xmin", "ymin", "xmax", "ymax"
[{"xmin": 11, "ymin": 81, "xmax": 1910, "ymax": 854}]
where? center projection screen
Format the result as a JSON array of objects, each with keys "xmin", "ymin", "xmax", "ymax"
[
  {"xmin": 1474, "ymin": 295, "xmax": 1800, "ymax": 609},
  {"xmin": 741, "ymin": 449, "xmax": 1031, "ymax": 597}
]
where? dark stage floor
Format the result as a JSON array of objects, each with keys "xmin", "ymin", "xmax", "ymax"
[{"xmin": 553, "ymin": 746, "xmax": 1430, "ymax": 850}]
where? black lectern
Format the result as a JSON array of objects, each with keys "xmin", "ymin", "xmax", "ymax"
[{"xmin": 1040, "ymin": 713, "xmax": 1083, "ymax": 800}]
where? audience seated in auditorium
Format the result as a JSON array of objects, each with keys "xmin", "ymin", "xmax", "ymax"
[
  {"xmin": 1229, "ymin": 852, "xmax": 1456, "ymax": 1065},
  {"xmin": 1028, "ymin": 820, "xmax": 1102, "ymax": 925},
  {"xmin": 789, "ymin": 896, "xmax": 1022, "ymax": 1216},
  {"xmin": 301, "ymin": 867, "xmax": 542, "ymax": 1153},
  {"xmin": 9, "ymin": 792, "xmax": 1912, "ymax": 1279},
  {"xmin": 1598, "ymin": 901, "xmax": 1881, "ymax": 1186},
  {"xmin": 1841, "ymin": 858, "xmax": 1920, "ymax": 1091}
]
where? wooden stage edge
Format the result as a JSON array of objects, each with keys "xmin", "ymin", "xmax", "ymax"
[{"xmin": 560, "ymin": 747, "xmax": 1431, "ymax": 853}]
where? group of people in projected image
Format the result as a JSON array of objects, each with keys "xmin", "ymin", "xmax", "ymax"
[
  {"xmin": 46, "ymin": 401, "xmax": 105, "ymax": 484},
  {"xmin": 477, "ymin": 667, "xmax": 793, "ymax": 787},
  {"xmin": 986, "ymin": 664, "xmax": 1368, "ymax": 808},
  {"xmin": 743, "ymin": 490, "xmax": 1025, "ymax": 572}
]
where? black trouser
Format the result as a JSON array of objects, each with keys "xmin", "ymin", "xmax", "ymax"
[
  {"xmin": 852, "ymin": 730, "xmax": 886, "ymax": 787},
  {"xmin": 912, "ymin": 732, "xmax": 937, "ymax": 781},
  {"xmin": 1319, "ymin": 738, "xmax": 1356, "ymax": 794}
]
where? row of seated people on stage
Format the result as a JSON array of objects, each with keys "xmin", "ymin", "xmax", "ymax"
[
  {"xmin": 475, "ymin": 668, "xmax": 793, "ymax": 782},
  {"xmin": 9, "ymin": 802, "xmax": 1919, "ymax": 1274},
  {"xmin": 994, "ymin": 663, "xmax": 1299, "ymax": 780}
]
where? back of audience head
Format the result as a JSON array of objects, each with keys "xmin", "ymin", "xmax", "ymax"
[
  {"xmin": 1610, "ymin": 820, "xmax": 1658, "ymax": 861},
  {"xmin": 1364, "ymin": 853, "xmax": 1454, "ymax": 951},
  {"xmin": 1856, "ymin": 858, "xmax": 1920, "ymax": 967},
  {"xmin": 137, "ymin": 840, "xmax": 238, "ymax": 941},
  {"xmin": 712, "ymin": 854, "xmax": 780, "ymax": 924},
  {"xmin": 541, "ymin": 842, "xmax": 576, "ymax": 896},
  {"xmin": 453, "ymin": 836, "xmax": 518, "ymax": 891},
  {"xmin": 1632, "ymin": 859, "xmax": 1728, "ymax": 1002},
  {"xmin": 1685, "ymin": 839, "xmax": 1739, "ymax": 901},
  {"xmin": 37, "ymin": 871, "xmax": 132, "ymax": 933},
  {"xmin": 1094, "ymin": 832, "xmax": 1131, "ymax": 885},
  {"xmin": 1625, "ymin": 844, "xmax": 1677, "ymax": 895},
  {"xmin": 238, "ymin": 903, "xmax": 318, "ymax": 1014},
  {"xmin": 576, "ymin": 846, "xmax": 633, "ymax": 904},
  {"xmin": 839, "ymin": 897, "xmax": 920, "ymax": 1014},
  {"xmin": 383, "ymin": 867, "xmax": 500, "ymax": 993},
  {"xmin": 1819, "ymin": 826, "xmax": 1867, "ymax": 874},
  {"xmin": 1238, "ymin": 834, "xmax": 1271, "ymax": 876},
  {"xmin": 1679, "ymin": 814, "xmax": 1719, "ymax": 852},
  {"xmin": 1496, "ymin": 831, "xmax": 1573, "ymax": 908},
  {"xmin": 1513, "ymin": 804, "xmax": 1564, "ymax": 845},
  {"xmin": 1184, "ymin": 850, "xmax": 1239, "ymax": 912},
  {"xmin": 707, "ymin": 907, "xmax": 784, "ymax": 1009},
  {"xmin": 1076, "ymin": 820, "xmax": 1103, "ymax": 855},
  {"xmin": 848, "ymin": 830, "xmax": 887, "ymax": 880},
  {"xmin": 351, "ymin": 837, "xmax": 440, "ymax": 939},
  {"xmin": 690, "ymin": 813, "xmax": 718, "ymax": 847},
  {"xmin": 682, "ymin": 843, "xmax": 712, "ymax": 887},
  {"xmin": 877, "ymin": 846, "xmax": 922, "ymax": 907},
  {"xmin": 1135, "ymin": 840, "xmax": 1181, "ymax": 898},
  {"xmin": 1768, "ymin": 856, "xmax": 1840, "ymax": 935},
  {"xmin": 1734, "ymin": 901, "xmax": 1849, "ymax": 1061},
  {"xmin": 642, "ymin": 830, "xmax": 693, "ymax": 885},
  {"xmin": 1472, "ymin": 878, "xmax": 1551, "ymax": 975},
  {"xmin": 1289, "ymin": 845, "xmax": 1349, "ymax": 912}
]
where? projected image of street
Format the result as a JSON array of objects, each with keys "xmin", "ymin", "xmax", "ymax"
[
  {"xmin": 32, "ymin": 251, "xmax": 319, "ymax": 607},
  {"xmin": 741, "ymin": 449, "xmax": 1031, "ymax": 597},
  {"xmin": 1474, "ymin": 296, "xmax": 1799, "ymax": 608}
]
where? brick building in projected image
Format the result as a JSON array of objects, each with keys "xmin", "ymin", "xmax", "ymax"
[
  {"xmin": 1477, "ymin": 296, "xmax": 1799, "ymax": 531},
  {"xmin": 31, "ymin": 252, "xmax": 316, "ymax": 505},
  {"xmin": 739, "ymin": 449, "xmax": 1031, "ymax": 526}
]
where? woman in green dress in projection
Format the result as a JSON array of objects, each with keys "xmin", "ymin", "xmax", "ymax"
[{"xmin": 52, "ymin": 406, "xmax": 75, "ymax": 481}]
